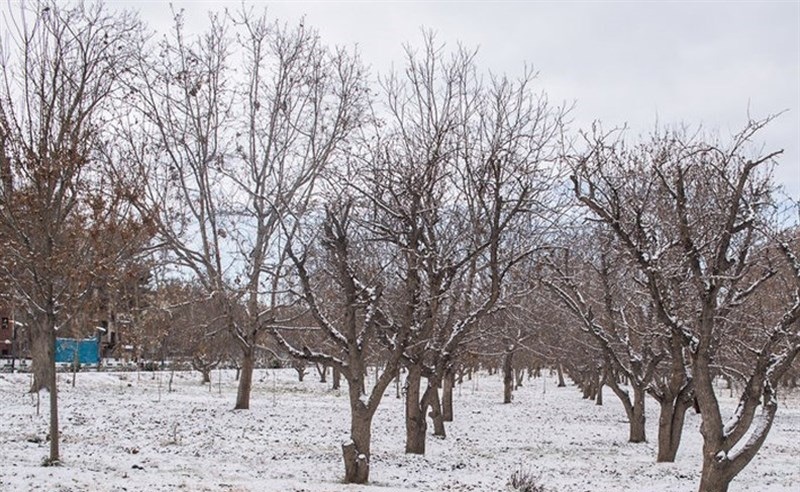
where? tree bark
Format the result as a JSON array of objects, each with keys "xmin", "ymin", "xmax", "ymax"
[
  {"xmin": 31, "ymin": 322, "xmax": 59, "ymax": 464},
  {"xmin": 514, "ymin": 368, "xmax": 524, "ymax": 389},
  {"xmin": 557, "ymin": 362, "xmax": 566, "ymax": 387},
  {"xmin": 343, "ymin": 406, "xmax": 372, "ymax": 483},
  {"xmin": 607, "ymin": 373, "xmax": 647, "ymax": 443},
  {"xmin": 234, "ymin": 348, "xmax": 254, "ymax": 410},
  {"xmin": 503, "ymin": 349, "xmax": 514, "ymax": 404},
  {"xmin": 441, "ymin": 371, "xmax": 454, "ymax": 422},
  {"xmin": 47, "ymin": 355, "xmax": 59, "ymax": 465},
  {"xmin": 332, "ymin": 365, "xmax": 341, "ymax": 390},
  {"xmin": 595, "ymin": 377, "xmax": 603, "ymax": 405},
  {"xmin": 656, "ymin": 395, "xmax": 691, "ymax": 462},
  {"xmin": 404, "ymin": 365, "xmax": 426, "ymax": 454},
  {"xmin": 426, "ymin": 383, "xmax": 446, "ymax": 438},
  {"xmin": 630, "ymin": 386, "xmax": 646, "ymax": 443},
  {"xmin": 317, "ymin": 363, "xmax": 327, "ymax": 383},
  {"xmin": 698, "ymin": 461, "xmax": 732, "ymax": 492},
  {"xmin": 595, "ymin": 365, "xmax": 606, "ymax": 406}
]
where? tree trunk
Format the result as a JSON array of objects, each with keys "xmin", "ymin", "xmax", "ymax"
[
  {"xmin": 426, "ymin": 383, "xmax": 446, "ymax": 438},
  {"xmin": 630, "ymin": 386, "xmax": 646, "ymax": 443},
  {"xmin": 395, "ymin": 370, "xmax": 401, "ymax": 399},
  {"xmin": 557, "ymin": 363, "xmax": 566, "ymax": 387},
  {"xmin": 442, "ymin": 371, "xmax": 454, "ymax": 422},
  {"xmin": 515, "ymin": 368, "xmax": 525, "ymax": 389},
  {"xmin": 47, "ymin": 364, "xmax": 59, "ymax": 464},
  {"xmin": 503, "ymin": 349, "xmax": 514, "ymax": 404},
  {"xmin": 332, "ymin": 365, "xmax": 341, "ymax": 390},
  {"xmin": 343, "ymin": 407, "xmax": 372, "ymax": 484},
  {"xmin": 234, "ymin": 348, "xmax": 254, "ymax": 410},
  {"xmin": 404, "ymin": 365, "xmax": 426, "ymax": 454},
  {"xmin": 595, "ymin": 365, "xmax": 606, "ymax": 406},
  {"xmin": 607, "ymin": 374, "xmax": 646, "ymax": 443},
  {"xmin": 30, "ymin": 322, "xmax": 59, "ymax": 464},
  {"xmin": 201, "ymin": 368, "xmax": 211, "ymax": 384},
  {"xmin": 698, "ymin": 460, "xmax": 732, "ymax": 492},
  {"xmin": 595, "ymin": 379, "xmax": 603, "ymax": 405},
  {"xmin": 656, "ymin": 396, "xmax": 690, "ymax": 462}
]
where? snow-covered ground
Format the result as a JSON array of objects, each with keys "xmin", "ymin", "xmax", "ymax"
[{"xmin": 0, "ymin": 368, "xmax": 797, "ymax": 491}]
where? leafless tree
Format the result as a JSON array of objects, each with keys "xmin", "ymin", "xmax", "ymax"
[
  {"xmin": 356, "ymin": 34, "xmax": 566, "ymax": 454},
  {"xmin": 569, "ymin": 118, "xmax": 800, "ymax": 492},
  {"xmin": 272, "ymin": 197, "xmax": 406, "ymax": 484},
  {"xmin": 544, "ymin": 232, "xmax": 666, "ymax": 444},
  {"xmin": 126, "ymin": 7, "xmax": 366, "ymax": 409}
]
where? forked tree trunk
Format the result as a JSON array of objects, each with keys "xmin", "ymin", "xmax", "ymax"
[
  {"xmin": 317, "ymin": 363, "xmax": 327, "ymax": 383},
  {"xmin": 655, "ymin": 336, "xmax": 693, "ymax": 462},
  {"xmin": 235, "ymin": 348, "xmax": 254, "ymax": 410},
  {"xmin": 425, "ymin": 383, "xmax": 446, "ymax": 437},
  {"xmin": 607, "ymin": 375, "xmax": 647, "ymax": 443},
  {"xmin": 698, "ymin": 457, "xmax": 734, "ymax": 492},
  {"xmin": 503, "ymin": 349, "xmax": 514, "ymax": 404},
  {"xmin": 405, "ymin": 365, "xmax": 426, "ymax": 454},
  {"xmin": 515, "ymin": 368, "xmax": 524, "ymax": 389},
  {"xmin": 442, "ymin": 371, "xmax": 454, "ymax": 422},
  {"xmin": 595, "ymin": 365, "xmax": 606, "ymax": 406},
  {"xmin": 656, "ymin": 396, "xmax": 691, "ymax": 462}
]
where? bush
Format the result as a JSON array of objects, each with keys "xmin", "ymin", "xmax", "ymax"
[{"xmin": 507, "ymin": 468, "xmax": 548, "ymax": 492}]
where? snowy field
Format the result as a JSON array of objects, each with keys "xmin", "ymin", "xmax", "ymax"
[{"xmin": 0, "ymin": 368, "xmax": 798, "ymax": 491}]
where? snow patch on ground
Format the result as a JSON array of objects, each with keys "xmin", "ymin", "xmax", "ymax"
[{"xmin": 0, "ymin": 369, "xmax": 798, "ymax": 491}]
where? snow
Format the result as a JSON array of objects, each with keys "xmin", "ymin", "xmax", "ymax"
[{"xmin": 1, "ymin": 369, "xmax": 798, "ymax": 491}]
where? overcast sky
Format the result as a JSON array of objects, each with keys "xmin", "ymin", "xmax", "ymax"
[{"xmin": 128, "ymin": 0, "xmax": 800, "ymax": 198}]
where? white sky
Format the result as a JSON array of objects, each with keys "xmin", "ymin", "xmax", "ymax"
[{"xmin": 122, "ymin": 0, "xmax": 800, "ymax": 198}]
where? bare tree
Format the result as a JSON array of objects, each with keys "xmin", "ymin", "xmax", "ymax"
[
  {"xmin": 273, "ymin": 198, "xmax": 407, "ymax": 484},
  {"xmin": 544, "ymin": 233, "xmax": 665, "ymax": 444},
  {"xmin": 127, "ymin": 8, "xmax": 366, "ymax": 409},
  {"xmin": 569, "ymin": 118, "xmax": 800, "ymax": 492},
  {"xmin": 0, "ymin": 1, "xmax": 144, "ymax": 464},
  {"xmin": 359, "ymin": 34, "xmax": 566, "ymax": 454}
]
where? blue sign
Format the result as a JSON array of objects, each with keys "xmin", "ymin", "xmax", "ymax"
[{"xmin": 55, "ymin": 338, "xmax": 99, "ymax": 365}]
